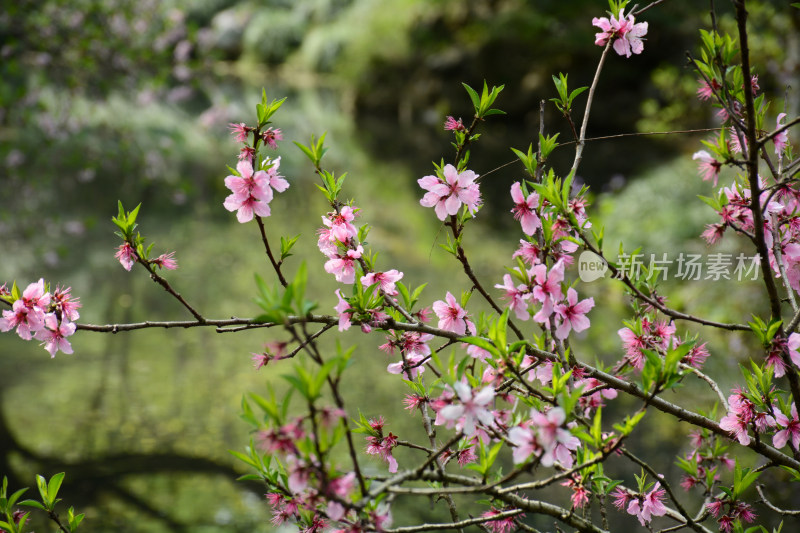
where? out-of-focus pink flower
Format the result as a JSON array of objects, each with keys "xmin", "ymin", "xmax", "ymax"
[
  {"xmin": 692, "ymin": 150, "xmax": 722, "ymax": 186},
  {"xmin": 696, "ymin": 78, "xmax": 720, "ymax": 100},
  {"xmin": 438, "ymin": 381, "xmax": 495, "ymax": 436},
  {"xmin": 228, "ymin": 122, "xmax": 249, "ymax": 143},
  {"xmin": 612, "ymin": 487, "xmax": 631, "ymax": 511},
  {"xmin": 238, "ymin": 146, "xmax": 255, "ymax": 161},
  {"xmin": 261, "ymin": 127, "xmax": 283, "ymax": 149},
  {"xmin": 729, "ymin": 128, "xmax": 746, "ymax": 153},
  {"xmin": 480, "ymin": 507, "xmax": 520, "ymax": 533},
  {"xmin": 592, "ymin": 10, "xmax": 648, "ymax": 58},
  {"xmin": 251, "ymin": 341, "xmax": 287, "ymax": 370},
  {"xmin": 788, "ymin": 333, "xmax": 800, "ymax": 368},
  {"xmin": 570, "ymin": 483, "xmax": 591, "ymax": 509},
  {"xmin": 418, "ymin": 164, "xmax": 482, "ymax": 221},
  {"xmin": 702, "ymin": 223, "xmax": 726, "ymax": 245},
  {"xmin": 365, "ymin": 428, "xmax": 399, "ymax": 473},
  {"xmin": 507, "ymin": 424, "xmax": 538, "ymax": 464},
  {"xmin": 774, "ymin": 113, "xmax": 789, "ymax": 155}
]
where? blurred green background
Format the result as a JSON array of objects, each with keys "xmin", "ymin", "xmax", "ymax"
[{"xmin": 1, "ymin": 0, "xmax": 798, "ymax": 531}]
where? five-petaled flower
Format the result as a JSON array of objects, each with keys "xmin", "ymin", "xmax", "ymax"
[
  {"xmin": 510, "ymin": 182, "xmax": 541, "ymax": 235},
  {"xmin": 554, "ymin": 287, "xmax": 595, "ymax": 339},
  {"xmin": 437, "ymin": 381, "xmax": 495, "ymax": 436},
  {"xmin": 592, "ymin": 9, "xmax": 648, "ymax": 57},
  {"xmin": 432, "ymin": 291, "xmax": 476, "ymax": 335},
  {"xmin": 223, "ymin": 159, "xmax": 274, "ymax": 223},
  {"xmin": 418, "ymin": 164, "xmax": 482, "ymax": 221}
]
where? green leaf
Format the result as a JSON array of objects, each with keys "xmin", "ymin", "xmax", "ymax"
[
  {"xmin": 47, "ymin": 472, "xmax": 65, "ymax": 503},
  {"xmin": 462, "ymin": 83, "xmax": 480, "ymax": 111},
  {"xmin": 228, "ymin": 450, "xmax": 260, "ymax": 470},
  {"xmin": 35, "ymin": 475, "xmax": 48, "ymax": 506},
  {"xmin": 239, "ymin": 396, "xmax": 259, "ymax": 427},
  {"xmin": 18, "ymin": 500, "xmax": 47, "ymax": 511},
  {"xmin": 460, "ymin": 336, "xmax": 500, "ymax": 358},
  {"xmin": 6, "ymin": 487, "xmax": 27, "ymax": 509}
]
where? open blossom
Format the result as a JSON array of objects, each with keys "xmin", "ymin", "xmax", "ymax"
[
  {"xmin": 223, "ymin": 159, "xmax": 273, "ymax": 223},
  {"xmin": 0, "ymin": 279, "xmax": 50, "ymax": 340},
  {"xmin": 361, "ymin": 269, "xmax": 403, "ymax": 296},
  {"xmin": 788, "ymin": 333, "xmax": 800, "ymax": 368},
  {"xmin": 324, "ymin": 245, "xmax": 363, "ymax": 284},
  {"xmin": 510, "ymin": 182, "xmax": 540, "ymax": 235},
  {"xmin": 432, "ymin": 291, "xmax": 476, "ymax": 335},
  {"xmin": 719, "ymin": 396, "xmax": 753, "ymax": 446},
  {"xmin": 495, "ymin": 273, "xmax": 531, "ymax": 320},
  {"xmin": 322, "ymin": 205, "xmax": 359, "ymax": 246},
  {"xmin": 626, "ymin": 483, "xmax": 667, "ymax": 526},
  {"xmin": 438, "ymin": 381, "xmax": 495, "ymax": 435},
  {"xmin": 553, "ymin": 287, "xmax": 594, "ymax": 339},
  {"xmin": 592, "ymin": 9, "xmax": 648, "ymax": 58},
  {"xmin": 334, "ymin": 289, "xmax": 352, "ymax": 331},
  {"xmin": 262, "ymin": 157, "xmax": 290, "ymax": 192},
  {"xmin": 387, "ymin": 352, "xmax": 426, "ymax": 379},
  {"xmin": 507, "ymin": 424, "xmax": 539, "ymax": 464},
  {"xmin": 115, "ymin": 242, "xmax": 137, "ymax": 271},
  {"xmin": 34, "ymin": 313, "xmax": 76, "ymax": 357},
  {"xmin": 532, "ymin": 407, "xmax": 579, "ymax": 466},
  {"xmin": 418, "ymin": 164, "xmax": 481, "ymax": 221},
  {"xmin": 773, "ymin": 403, "xmax": 800, "ymax": 450},
  {"xmin": 531, "ymin": 260, "xmax": 564, "ymax": 324}
]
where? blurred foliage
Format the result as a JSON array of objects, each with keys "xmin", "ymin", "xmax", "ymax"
[{"xmin": 1, "ymin": 0, "xmax": 799, "ymax": 530}]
